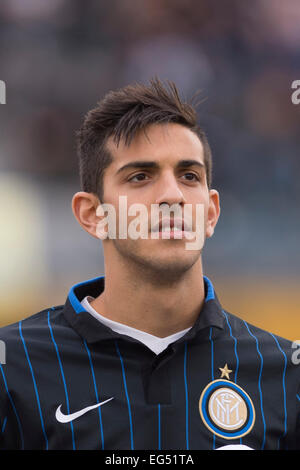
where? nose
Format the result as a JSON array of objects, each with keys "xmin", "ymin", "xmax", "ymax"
[{"xmin": 154, "ymin": 172, "xmax": 186, "ymax": 206}]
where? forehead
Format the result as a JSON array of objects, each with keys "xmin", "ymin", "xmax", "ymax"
[{"xmin": 106, "ymin": 123, "xmax": 205, "ymax": 169}]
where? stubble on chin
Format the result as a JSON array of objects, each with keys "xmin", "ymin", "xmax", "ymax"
[{"xmin": 111, "ymin": 238, "xmax": 201, "ymax": 286}]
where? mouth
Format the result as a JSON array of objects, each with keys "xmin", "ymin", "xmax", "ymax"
[{"xmin": 150, "ymin": 218, "xmax": 193, "ymax": 239}]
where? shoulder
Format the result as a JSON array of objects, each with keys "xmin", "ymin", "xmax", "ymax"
[
  {"xmin": 221, "ymin": 310, "xmax": 300, "ymax": 391},
  {"xmin": 0, "ymin": 305, "xmax": 65, "ymax": 346},
  {"xmin": 222, "ymin": 309, "xmax": 294, "ymax": 355},
  {"xmin": 0, "ymin": 305, "xmax": 78, "ymax": 385}
]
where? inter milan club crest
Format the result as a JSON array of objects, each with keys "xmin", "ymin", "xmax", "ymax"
[{"xmin": 199, "ymin": 364, "xmax": 255, "ymax": 440}]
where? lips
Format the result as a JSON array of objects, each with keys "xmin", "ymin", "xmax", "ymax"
[{"xmin": 151, "ymin": 218, "xmax": 191, "ymax": 233}]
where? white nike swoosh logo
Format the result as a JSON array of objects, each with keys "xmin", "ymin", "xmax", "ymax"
[{"xmin": 55, "ymin": 397, "xmax": 114, "ymax": 423}]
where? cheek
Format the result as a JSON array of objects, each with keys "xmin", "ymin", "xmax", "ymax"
[{"xmin": 189, "ymin": 199, "xmax": 209, "ymax": 227}]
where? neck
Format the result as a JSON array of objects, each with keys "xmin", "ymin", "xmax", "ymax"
[{"xmin": 90, "ymin": 257, "xmax": 206, "ymax": 338}]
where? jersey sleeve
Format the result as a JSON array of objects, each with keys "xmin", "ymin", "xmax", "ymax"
[
  {"xmin": 294, "ymin": 383, "xmax": 300, "ymax": 449},
  {"xmin": 0, "ymin": 367, "xmax": 23, "ymax": 450},
  {"xmin": 0, "ymin": 371, "xmax": 8, "ymax": 449}
]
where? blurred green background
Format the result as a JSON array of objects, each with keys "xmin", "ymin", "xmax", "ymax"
[{"xmin": 0, "ymin": 0, "xmax": 299, "ymax": 340}]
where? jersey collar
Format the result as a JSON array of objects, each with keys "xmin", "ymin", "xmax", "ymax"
[{"xmin": 62, "ymin": 275, "xmax": 225, "ymax": 344}]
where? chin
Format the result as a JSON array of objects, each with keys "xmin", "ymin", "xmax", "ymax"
[
  {"xmin": 113, "ymin": 239, "xmax": 201, "ymax": 276},
  {"xmin": 134, "ymin": 250, "xmax": 201, "ymax": 279},
  {"xmin": 145, "ymin": 260, "xmax": 198, "ymax": 284}
]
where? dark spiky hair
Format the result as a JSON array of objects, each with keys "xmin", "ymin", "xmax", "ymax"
[{"xmin": 76, "ymin": 78, "xmax": 212, "ymax": 201}]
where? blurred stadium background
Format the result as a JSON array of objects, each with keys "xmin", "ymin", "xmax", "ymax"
[{"xmin": 0, "ymin": 0, "xmax": 299, "ymax": 340}]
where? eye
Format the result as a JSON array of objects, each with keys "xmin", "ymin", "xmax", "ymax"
[
  {"xmin": 128, "ymin": 172, "xmax": 150, "ymax": 182},
  {"xmin": 181, "ymin": 172, "xmax": 200, "ymax": 182}
]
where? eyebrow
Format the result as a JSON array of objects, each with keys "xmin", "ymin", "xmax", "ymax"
[
  {"xmin": 116, "ymin": 159, "xmax": 205, "ymax": 175},
  {"xmin": 177, "ymin": 160, "xmax": 205, "ymax": 170}
]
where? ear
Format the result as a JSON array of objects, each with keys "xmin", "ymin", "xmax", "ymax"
[
  {"xmin": 71, "ymin": 192, "xmax": 102, "ymax": 240},
  {"xmin": 206, "ymin": 189, "xmax": 220, "ymax": 238}
]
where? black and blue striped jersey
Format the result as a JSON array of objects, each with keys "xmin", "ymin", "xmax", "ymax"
[{"xmin": 0, "ymin": 276, "xmax": 299, "ymax": 450}]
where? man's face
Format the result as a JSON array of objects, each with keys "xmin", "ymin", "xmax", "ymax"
[{"xmin": 100, "ymin": 123, "xmax": 220, "ymax": 281}]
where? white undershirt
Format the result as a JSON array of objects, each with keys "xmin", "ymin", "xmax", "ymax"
[{"xmin": 81, "ymin": 296, "xmax": 192, "ymax": 355}]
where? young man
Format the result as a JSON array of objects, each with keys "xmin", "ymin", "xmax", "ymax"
[{"xmin": 0, "ymin": 79, "xmax": 299, "ymax": 451}]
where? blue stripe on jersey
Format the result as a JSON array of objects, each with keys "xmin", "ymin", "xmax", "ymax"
[
  {"xmin": 222, "ymin": 311, "xmax": 243, "ymax": 444},
  {"xmin": 270, "ymin": 333, "xmax": 287, "ymax": 449},
  {"xmin": 1, "ymin": 416, "xmax": 7, "ymax": 433},
  {"xmin": 243, "ymin": 321, "xmax": 266, "ymax": 450},
  {"xmin": 297, "ymin": 394, "xmax": 300, "ymax": 402},
  {"xmin": 47, "ymin": 310, "xmax": 76, "ymax": 450},
  {"xmin": 222, "ymin": 311, "xmax": 239, "ymax": 383},
  {"xmin": 157, "ymin": 404, "xmax": 161, "ymax": 450},
  {"xmin": 204, "ymin": 276, "xmax": 215, "ymax": 302},
  {"xmin": 19, "ymin": 321, "xmax": 49, "ymax": 450},
  {"xmin": 209, "ymin": 327, "xmax": 214, "ymax": 381},
  {"xmin": 83, "ymin": 340, "xmax": 105, "ymax": 450},
  {"xmin": 209, "ymin": 327, "xmax": 215, "ymax": 449},
  {"xmin": 0, "ymin": 364, "xmax": 24, "ymax": 448},
  {"xmin": 115, "ymin": 340, "xmax": 134, "ymax": 450},
  {"xmin": 69, "ymin": 276, "xmax": 105, "ymax": 314},
  {"xmin": 183, "ymin": 341, "xmax": 189, "ymax": 450}
]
